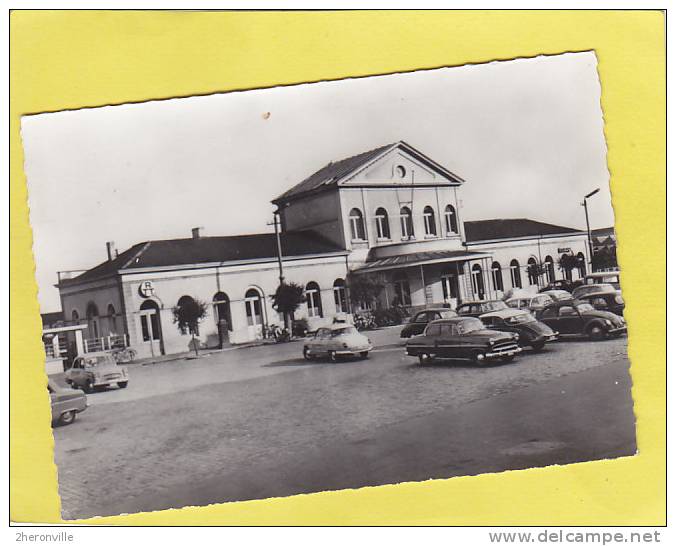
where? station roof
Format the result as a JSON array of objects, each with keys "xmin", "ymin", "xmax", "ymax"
[
  {"xmin": 273, "ymin": 140, "xmax": 464, "ymax": 204},
  {"xmin": 59, "ymin": 230, "xmax": 347, "ymax": 286},
  {"xmin": 464, "ymin": 219, "xmax": 584, "ymax": 243},
  {"xmin": 354, "ymin": 249, "xmax": 490, "ymax": 274}
]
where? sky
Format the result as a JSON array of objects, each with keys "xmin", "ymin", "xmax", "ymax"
[{"xmin": 22, "ymin": 51, "xmax": 614, "ymax": 313}]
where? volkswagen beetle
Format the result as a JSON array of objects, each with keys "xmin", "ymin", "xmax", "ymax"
[{"xmin": 479, "ymin": 308, "xmax": 558, "ymax": 351}]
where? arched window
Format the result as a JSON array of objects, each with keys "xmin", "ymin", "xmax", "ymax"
[
  {"xmin": 472, "ymin": 264, "xmax": 485, "ymax": 299},
  {"xmin": 399, "ymin": 206, "xmax": 414, "ymax": 240},
  {"xmin": 545, "ymin": 256, "xmax": 556, "ymax": 283},
  {"xmin": 374, "ymin": 207, "xmax": 391, "ymax": 240},
  {"xmin": 491, "ymin": 261, "xmax": 504, "ymax": 292},
  {"xmin": 305, "ymin": 282, "xmax": 323, "ymax": 318},
  {"xmin": 213, "ymin": 292, "xmax": 232, "ymax": 331},
  {"xmin": 86, "ymin": 302, "xmax": 99, "ymax": 338},
  {"xmin": 348, "ymin": 208, "xmax": 366, "ymax": 241},
  {"xmin": 527, "ymin": 257, "xmax": 539, "ymax": 286},
  {"xmin": 423, "ymin": 206, "xmax": 437, "ymax": 236},
  {"xmin": 71, "ymin": 309, "xmax": 80, "ymax": 324},
  {"xmin": 444, "ymin": 205, "xmax": 458, "ymax": 235},
  {"xmin": 577, "ymin": 252, "xmax": 587, "ymax": 278},
  {"xmin": 510, "ymin": 259, "xmax": 522, "ymax": 289},
  {"xmin": 107, "ymin": 304, "xmax": 117, "ymax": 333},
  {"xmin": 333, "ymin": 278, "xmax": 348, "ymax": 313},
  {"xmin": 393, "ymin": 271, "xmax": 412, "ymax": 306},
  {"xmin": 140, "ymin": 299, "xmax": 161, "ymax": 342},
  {"xmin": 244, "ymin": 288, "xmax": 264, "ymax": 327}
]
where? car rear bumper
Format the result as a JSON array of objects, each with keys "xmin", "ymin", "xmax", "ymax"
[{"xmin": 334, "ymin": 345, "xmax": 373, "ymax": 356}]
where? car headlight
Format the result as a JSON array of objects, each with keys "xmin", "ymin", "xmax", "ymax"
[
  {"xmin": 604, "ymin": 319, "xmax": 612, "ymax": 326},
  {"xmin": 513, "ymin": 333, "xmax": 519, "ymax": 341}
]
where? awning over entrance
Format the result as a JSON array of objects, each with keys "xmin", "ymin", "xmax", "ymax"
[{"xmin": 352, "ymin": 249, "xmax": 492, "ymax": 274}]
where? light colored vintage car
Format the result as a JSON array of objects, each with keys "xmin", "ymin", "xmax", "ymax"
[
  {"xmin": 65, "ymin": 351, "xmax": 129, "ymax": 393},
  {"xmin": 48, "ymin": 379, "xmax": 87, "ymax": 426},
  {"xmin": 505, "ymin": 293, "xmax": 554, "ymax": 313},
  {"xmin": 303, "ymin": 324, "xmax": 373, "ymax": 361}
]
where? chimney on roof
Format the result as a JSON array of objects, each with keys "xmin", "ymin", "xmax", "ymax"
[
  {"xmin": 106, "ymin": 241, "xmax": 116, "ymax": 261},
  {"xmin": 192, "ymin": 227, "xmax": 204, "ymax": 239}
]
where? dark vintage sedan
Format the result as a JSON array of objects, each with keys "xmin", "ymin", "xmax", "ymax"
[
  {"xmin": 479, "ymin": 308, "xmax": 558, "ymax": 351},
  {"xmin": 575, "ymin": 290, "xmax": 625, "ymax": 317},
  {"xmin": 405, "ymin": 317, "xmax": 521, "ymax": 365},
  {"xmin": 456, "ymin": 300, "xmax": 509, "ymax": 318},
  {"xmin": 400, "ymin": 308, "xmax": 458, "ymax": 338},
  {"xmin": 535, "ymin": 301, "xmax": 626, "ymax": 341}
]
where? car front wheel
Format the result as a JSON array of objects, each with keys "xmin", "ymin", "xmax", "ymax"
[
  {"xmin": 418, "ymin": 353, "xmax": 434, "ymax": 365},
  {"xmin": 83, "ymin": 379, "xmax": 95, "ymax": 394},
  {"xmin": 531, "ymin": 340, "xmax": 545, "ymax": 351},
  {"xmin": 472, "ymin": 350, "xmax": 487, "ymax": 365},
  {"xmin": 58, "ymin": 410, "xmax": 76, "ymax": 426}
]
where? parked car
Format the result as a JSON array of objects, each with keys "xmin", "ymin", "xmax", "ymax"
[
  {"xmin": 479, "ymin": 308, "xmax": 558, "ymax": 351},
  {"xmin": 535, "ymin": 301, "xmax": 626, "ymax": 340},
  {"xmin": 456, "ymin": 300, "xmax": 509, "ymax": 318},
  {"xmin": 400, "ymin": 308, "xmax": 458, "ymax": 338},
  {"xmin": 48, "ymin": 379, "xmax": 87, "ymax": 426},
  {"xmin": 571, "ymin": 283, "xmax": 617, "ymax": 300},
  {"xmin": 65, "ymin": 351, "xmax": 129, "ymax": 393},
  {"xmin": 405, "ymin": 317, "xmax": 521, "ymax": 365},
  {"xmin": 505, "ymin": 293, "xmax": 554, "ymax": 313},
  {"xmin": 540, "ymin": 279, "xmax": 581, "ymax": 293},
  {"xmin": 303, "ymin": 324, "xmax": 373, "ymax": 361},
  {"xmin": 583, "ymin": 271, "xmax": 621, "ymax": 291},
  {"xmin": 575, "ymin": 290, "xmax": 625, "ymax": 316},
  {"xmin": 539, "ymin": 289, "xmax": 574, "ymax": 303}
]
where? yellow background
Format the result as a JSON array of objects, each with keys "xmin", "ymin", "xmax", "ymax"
[{"xmin": 10, "ymin": 10, "xmax": 666, "ymax": 524}]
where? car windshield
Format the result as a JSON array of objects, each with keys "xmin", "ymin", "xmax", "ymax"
[
  {"xmin": 506, "ymin": 312, "xmax": 536, "ymax": 324},
  {"xmin": 576, "ymin": 303, "xmax": 595, "ymax": 313},
  {"xmin": 456, "ymin": 318, "xmax": 484, "ymax": 334},
  {"xmin": 439, "ymin": 310, "xmax": 456, "ymax": 319},
  {"xmin": 331, "ymin": 326, "xmax": 358, "ymax": 337},
  {"xmin": 81, "ymin": 355, "xmax": 114, "ymax": 368},
  {"xmin": 483, "ymin": 301, "xmax": 508, "ymax": 312}
]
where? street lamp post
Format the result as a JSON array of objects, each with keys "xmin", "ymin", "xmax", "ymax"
[{"xmin": 582, "ymin": 188, "xmax": 600, "ymax": 272}]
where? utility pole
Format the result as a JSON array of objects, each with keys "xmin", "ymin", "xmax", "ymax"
[
  {"xmin": 267, "ymin": 210, "xmax": 284, "ymax": 284},
  {"xmin": 582, "ymin": 188, "xmax": 600, "ymax": 272}
]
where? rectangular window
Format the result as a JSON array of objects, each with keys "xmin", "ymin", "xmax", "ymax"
[
  {"xmin": 307, "ymin": 290, "xmax": 321, "ymax": 318},
  {"xmin": 141, "ymin": 315, "xmax": 150, "ymax": 342},
  {"xmin": 424, "ymin": 212, "xmax": 437, "ymax": 236},
  {"xmin": 394, "ymin": 279, "xmax": 412, "ymax": 306}
]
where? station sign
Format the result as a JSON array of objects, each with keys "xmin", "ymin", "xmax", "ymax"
[{"xmin": 139, "ymin": 281, "xmax": 156, "ymax": 298}]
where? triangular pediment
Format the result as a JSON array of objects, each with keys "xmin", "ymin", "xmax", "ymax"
[{"xmin": 340, "ymin": 142, "xmax": 463, "ymax": 187}]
